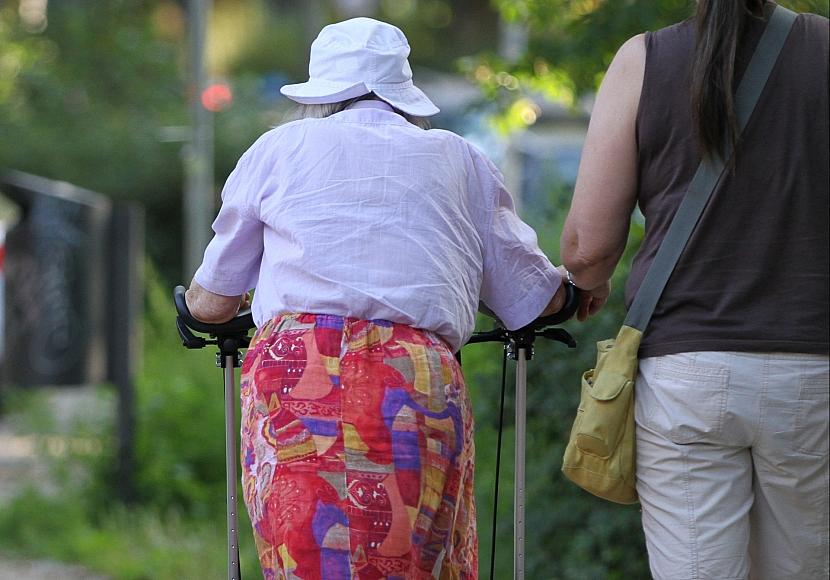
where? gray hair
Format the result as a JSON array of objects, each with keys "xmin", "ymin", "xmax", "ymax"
[{"xmin": 285, "ymin": 93, "xmax": 430, "ymax": 129}]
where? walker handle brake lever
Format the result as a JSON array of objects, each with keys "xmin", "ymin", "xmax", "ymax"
[
  {"xmin": 176, "ymin": 316, "xmax": 208, "ymax": 349},
  {"xmin": 173, "ymin": 285, "xmax": 256, "ymax": 350}
]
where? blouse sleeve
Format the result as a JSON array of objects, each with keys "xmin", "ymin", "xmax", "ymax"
[
  {"xmin": 192, "ymin": 148, "xmax": 265, "ymax": 296},
  {"xmin": 473, "ymin": 152, "xmax": 562, "ymax": 330}
]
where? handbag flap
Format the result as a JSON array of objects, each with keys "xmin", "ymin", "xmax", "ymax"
[
  {"xmin": 586, "ymin": 326, "xmax": 641, "ymax": 400},
  {"xmin": 588, "ymin": 371, "xmax": 630, "ymax": 401}
]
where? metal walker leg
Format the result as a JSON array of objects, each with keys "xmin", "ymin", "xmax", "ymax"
[
  {"xmin": 514, "ymin": 350, "xmax": 528, "ymax": 580},
  {"xmin": 174, "ymin": 285, "xmax": 254, "ymax": 580},
  {"xmin": 223, "ymin": 358, "xmax": 242, "ymax": 580},
  {"xmin": 467, "ymin": 283, "xmax": 579, "ymax": 580}
]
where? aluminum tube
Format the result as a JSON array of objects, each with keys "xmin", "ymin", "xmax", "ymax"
[
  {"xmin": 514, "ymin": 350, "xmax": 527, "ymax": 580},
  {"xmin": 224, "ymin": 359, "xmax": 242, "ymax": 580}
]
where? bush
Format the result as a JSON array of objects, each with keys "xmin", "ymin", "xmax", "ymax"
[{"xmin": 0, "ymin": 262, "xmax": 260, "ymax": 578}]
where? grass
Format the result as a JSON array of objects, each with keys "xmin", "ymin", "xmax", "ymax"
[
  {"xmin": 0, "ymin": 486, "xmax": 259, "ymax": 579},
  {"xmin": 0, "ymin": 382, "xmax": 262, "ymax": 580}
]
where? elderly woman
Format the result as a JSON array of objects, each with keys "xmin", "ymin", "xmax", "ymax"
[{"xmin": 187, "ymin": 17, "xmax": 566, "ymax": 579}]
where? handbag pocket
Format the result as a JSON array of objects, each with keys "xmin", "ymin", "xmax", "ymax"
[{"xmin": 576, "ymin": 370, "xmax": 635, "ymax": 458}]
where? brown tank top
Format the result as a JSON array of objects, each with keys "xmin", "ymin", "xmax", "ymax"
[{"xmin": 628, "ymin": 2, "xmax": 829, "ymax": 357}]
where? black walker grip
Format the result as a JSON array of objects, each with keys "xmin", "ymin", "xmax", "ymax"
[{"xmin": 527, "ymin": 281, "xmax": 580, "ymax": 330}]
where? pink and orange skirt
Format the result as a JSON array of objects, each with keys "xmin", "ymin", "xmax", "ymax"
[{"xmin": 240, "ymin": 313, "xmax": 478, "ymax": 579}]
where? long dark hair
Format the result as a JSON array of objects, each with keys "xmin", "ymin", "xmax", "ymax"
[{"xmin": 691, "ymin": 0, "xmax": 764, "ymax": 160}]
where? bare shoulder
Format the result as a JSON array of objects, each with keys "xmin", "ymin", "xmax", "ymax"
[
  {"xmin": 607, "ymin": 33, "xmax": 646, "ymax": 83},
  {"xmin": 594, "ymin": 33, "xmax": 646, "ymax": 114},
  {"xmin": 618, "ymin": 33, "xmax": 646, "ymax": 58}
]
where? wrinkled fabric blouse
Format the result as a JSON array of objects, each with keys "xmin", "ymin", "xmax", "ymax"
[{"xmin": 194, "ymin": 100, "xmax": 560, "ymax": 351}]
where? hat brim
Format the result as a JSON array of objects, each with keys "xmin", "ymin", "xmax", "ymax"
[
  {"xmin": 373, "ymin": 84, "xmax": 440, "ymax": 117},
  {"xmin": 280, "ymin": 79, "xmax": 370, "ymax": 105},
  {"xmin": 281, "ymin": 79, "xmax": 440, "ymax": 117}
]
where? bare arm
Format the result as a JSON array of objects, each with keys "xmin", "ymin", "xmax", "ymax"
[
  {"xmin": 185, "ymin": 279, "xmax": 246, "ymax": 324},
  {"xmin": 561, "ymin": 34, "xmax": 645, "ymax": 319}
]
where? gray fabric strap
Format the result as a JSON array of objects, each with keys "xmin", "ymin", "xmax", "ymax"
[{"xmin": 624, "ymin": 5, "xmax": 797, "ymax": 331}]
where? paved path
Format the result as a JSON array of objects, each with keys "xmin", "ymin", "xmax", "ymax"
[
  {"xmin": 0, "ymin": 387, "xmax": 112, "ymax": 580},
  {"xmin": 0, "ymin": 556, "xmax": 109, "ymax": 580}
]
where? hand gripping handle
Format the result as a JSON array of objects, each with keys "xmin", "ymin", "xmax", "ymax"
[
  {"xmin": 173, "ymin": 285, "xmax": 255, "ymax": 337},
  {"xmin": 528, "ymin": 281, "xmax": 580, "ymax": 330}
]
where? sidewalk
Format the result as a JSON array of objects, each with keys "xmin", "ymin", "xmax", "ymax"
[
  {"xmin": 0, "ymin": 557, "xmax": 108, "ymax": 580},
  {"xmin": 0, "ymin": 387, "xmax": 112, "ymax": 580}
]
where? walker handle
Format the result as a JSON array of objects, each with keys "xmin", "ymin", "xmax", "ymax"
[
  {"xmin": 478, "ymin": 282, "xmax": 580, "ymax": 330},
  {"xmin": 173, "ymin": 285, "xmax": 255, "ymax": 337},
  {"xmin": 530, "ymin": 282, "xmax": 580, "ymax": 329},
  {"xmin": 466, "ymin": 283, "xmax": 579, "ymax": 348}
]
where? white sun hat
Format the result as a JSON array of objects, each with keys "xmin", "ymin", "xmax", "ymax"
[{"xmin": 280, "ymin": 17, "xmax": 440, "ymax": 117}]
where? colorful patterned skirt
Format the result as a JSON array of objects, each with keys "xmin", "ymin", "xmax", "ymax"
[{"xmin": 240, "ymin": 313, "xmax": 478, "ymax": 579}]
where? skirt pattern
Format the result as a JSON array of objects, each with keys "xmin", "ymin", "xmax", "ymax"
[{"xmin": 240, "ymin": 313, "xmax": 477, "ymax": 579}]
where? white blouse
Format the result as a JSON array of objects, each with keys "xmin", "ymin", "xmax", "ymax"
[{"xmin": 194, "ymin": 100, "xmax": 561, "ymax": 351}]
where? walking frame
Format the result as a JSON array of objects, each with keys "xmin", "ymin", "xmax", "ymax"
[{"xmin": 173, "ymin": 283, "xmax": 578, "ymax": 580}]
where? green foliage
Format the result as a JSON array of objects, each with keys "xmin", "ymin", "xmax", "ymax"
[
  {"xmin": 131, "ymin": 263, "xmax": 228, "ymax": 514},
  {"xmin": 0, "ymin": 1, "xmax": 188, "ymax": 282},
  {"xmin": 0, "ymin": 2, "xmax": 287, "ymax": 283},
  {"xmin": 472, "ymin": 0, "xmax": 829, "ymax": 121},
  {"xmin": 212, "ymin": 0, "xmax": 493, "ymax": 79},
  {"xmin": 0, "ymin": 2, "xmax": 184, "ymax": 197},
  {"xmin": 0, "ymin": 487, "xmax": 255, "ymax": 579}
]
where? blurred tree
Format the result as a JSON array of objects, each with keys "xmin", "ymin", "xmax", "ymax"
[
  {"xmin": 213, "ymin": 0, "xmax": 501, "ymax": 79},
  {"xmin": 467, "ymin": 0, "xmax": 829, "ymax": 125},
  {"xmin": 0, "ymin": 0, "xmax": 188, "ymax": 281}
]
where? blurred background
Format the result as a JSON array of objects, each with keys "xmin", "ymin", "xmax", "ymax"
[{"xmin": 0, "ymin": 0, "xmax": 826, "ymax": 578}]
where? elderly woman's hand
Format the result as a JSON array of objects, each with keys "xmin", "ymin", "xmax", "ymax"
[
  {"xmin": 185, "ymin": 279, "xmax": 247, "ymax": 324},
  {"xmin": 539, "ymin": 266, "xmax": 570, "ymax": 317},
  {"xmin": 239, "ymin": 291, "xmax": 252, "ymax": 311}
]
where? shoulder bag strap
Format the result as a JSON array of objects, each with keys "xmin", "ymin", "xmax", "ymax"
[{"xmin": 624, "ymin": 4, "xmax": 798, "ymax": 331}]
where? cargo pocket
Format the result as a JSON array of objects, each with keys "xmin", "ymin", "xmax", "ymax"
[
  {"xmin": 795, "ymin": 377, "xmax": 829, "ymax": 456},
  {"xmin": 644, "ymin": 354, "xmax": 729, "ymax": 445}
]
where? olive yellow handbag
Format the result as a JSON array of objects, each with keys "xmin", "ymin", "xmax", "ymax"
[{"xmin": 561, "ymin": 4, "xmax": 798, "ymax": 504}]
